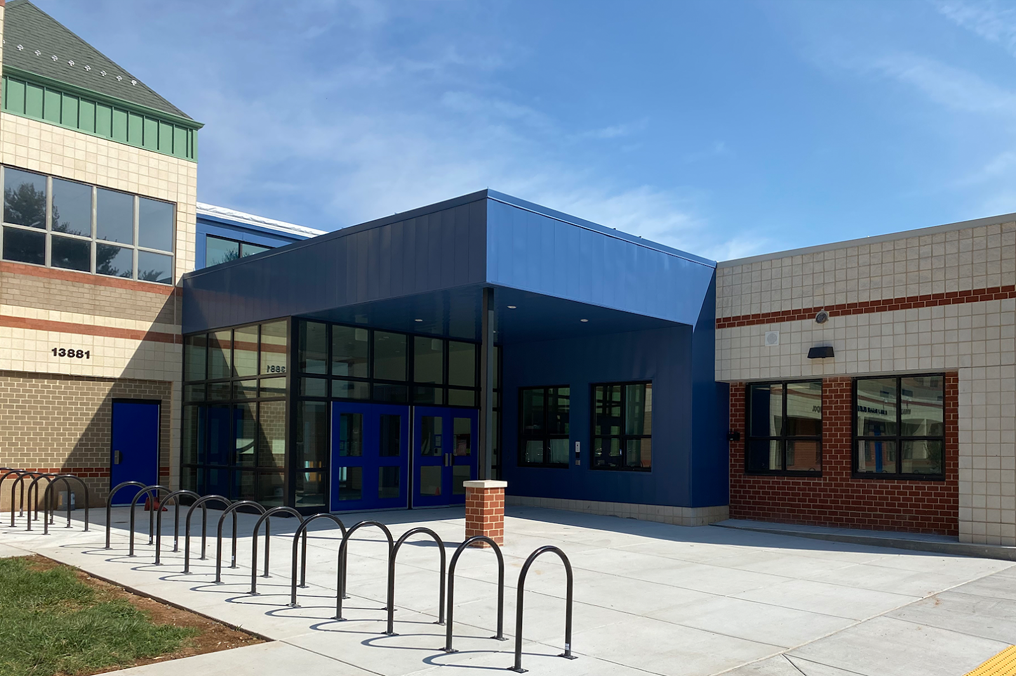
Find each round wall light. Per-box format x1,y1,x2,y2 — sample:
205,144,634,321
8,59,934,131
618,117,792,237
580,318,589,323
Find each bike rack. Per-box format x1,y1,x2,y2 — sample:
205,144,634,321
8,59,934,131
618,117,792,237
25,473,57,530
42,474,90,534
335,520,394,620
249,506,303,595
443,536,506,652
105,481,150,549
509,545,576,673
10,471,44,525
183,495,232,574
214,500,266,584
154,490,204,565
386,527,446,635
128,485,172,556
289,513,347,607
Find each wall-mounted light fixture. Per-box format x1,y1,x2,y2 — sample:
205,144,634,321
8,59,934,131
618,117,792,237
807,346,835,359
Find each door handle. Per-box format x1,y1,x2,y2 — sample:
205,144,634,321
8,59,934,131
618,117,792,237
444,453,451,467
114,450,122,465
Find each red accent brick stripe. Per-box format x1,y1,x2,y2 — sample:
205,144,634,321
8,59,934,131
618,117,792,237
0,314,181,344
717,285,1016,329
8,467,170,478
0,261,180,296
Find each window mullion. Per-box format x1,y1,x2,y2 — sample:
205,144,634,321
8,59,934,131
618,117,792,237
896,376,903,474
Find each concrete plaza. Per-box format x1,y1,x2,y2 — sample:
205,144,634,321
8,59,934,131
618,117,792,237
0,505,1013,676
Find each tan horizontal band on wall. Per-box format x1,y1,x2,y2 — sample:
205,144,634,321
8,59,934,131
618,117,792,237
717,285,1016,329
0,261,181,296
6,467,171,477
0,314,181,344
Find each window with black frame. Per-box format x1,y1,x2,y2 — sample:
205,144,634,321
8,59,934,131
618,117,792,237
746,381,822,474
592,382,652,471
518,386,570,467
205,234,271,267
855,375,945,478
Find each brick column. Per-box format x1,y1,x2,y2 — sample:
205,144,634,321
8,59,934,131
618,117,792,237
464,480,506,547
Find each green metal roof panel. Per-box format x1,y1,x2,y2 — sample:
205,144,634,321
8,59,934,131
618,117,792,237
3,0,191,119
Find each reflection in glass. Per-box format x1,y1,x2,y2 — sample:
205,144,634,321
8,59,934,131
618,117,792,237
138,197,174,251
234,471,256,501
413,386,443,405
379,466,400,499
138,251,172,284
380,415,401,457
420,466,442,496
182,406,203,464
592,437,621,469
51,235,90,272
259,377,287,398
233,380,257,399
332,325,369,377
261,320,288,375
453,418,471,456
786,439,821,472
242,242,270,257
902,440,943,475
414,336,444,383
206,406,232,465
748,383,783,437
208,381,231,401
258,472,285,507
857,440,897,474
4,168,46,228
625,438,652,468
373,383,408,403
233,325,258,377
448,341,475,387
747,439,781,472
524,441,544,464
184,384,205,402
208,330,232,380
549,387,570,434
338,413,363,457
332,379,369,400
2,226,45,264
258,401,287,468
374,331,406,381
296,401,328,469
549,439,569,465
300,321,327,374
447,389,475,407
786,381,821,436
206,235,239,266
856,378,897,436
296,471,326,508
421,416,443,456
96,243,132,278
901,376,944,437
234,403,257,467
336,467,362,501
51,178,91,236
452,465,470,495
184,334,207,381
301,378,327,397
96,188,134,244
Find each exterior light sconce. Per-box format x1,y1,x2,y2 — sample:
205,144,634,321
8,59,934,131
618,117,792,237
807,346,835,359
727,430,740,442
580,318,589,323
507,305,517,309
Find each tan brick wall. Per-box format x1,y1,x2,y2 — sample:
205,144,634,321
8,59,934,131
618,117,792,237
0,370,172,507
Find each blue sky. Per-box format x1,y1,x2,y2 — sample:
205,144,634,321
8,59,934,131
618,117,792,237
37,0,1016,261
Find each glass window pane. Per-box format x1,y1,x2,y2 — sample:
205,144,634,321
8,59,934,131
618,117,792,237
332,379,369,400
419,466,442,496
51,178,91,236
204,467,230,496
548,387,570,435
856,439,897,474
448,341,476,387
379,466,400,499
208,330,232,380
448,388,475,407
208,381,230,401
786,381,822,436
138,251,172,284
138,197,173,251
786,440,821,472
903,440,943,475
332,326,369,378
233,325,258,377
524,440,545,464
257,472,285,507
748,383,783,437
522,389,545,435
421,416,442,456
380,414,402,457
901,376,945,437
626,438,652,469
413,385,443,405
414,336,444,384
184,384,205,402
299,321,327,374
373,383,408,403
594,385,622,436
747,439,781,472
4,168,46,228
206,406,232,465
96,188,134,244
548,439,569,465
3,226,45,265
241,242,270,257
336,466,362,501
234,403,257,467
181,466,198,493
452,465,470,495
338,413,363,457
233,380,257,399
182,406,203,464
234,471,256,501
261,320,288,375
625,384,650,436
856,378,898,437
453,417,471,456
206,236,239,266
260,377,287,398
296,401,328,469
301,377,328,397
96,243,133,278
592,437,621,469
296,471,326,508
257,401,287,468
51,235,90,272
184,334,207,381
374,331,407,381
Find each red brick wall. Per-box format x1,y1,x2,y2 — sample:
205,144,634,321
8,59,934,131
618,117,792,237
729,374,958,535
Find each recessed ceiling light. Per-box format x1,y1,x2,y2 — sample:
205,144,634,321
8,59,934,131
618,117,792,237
414,318,423,322
580,318,589,323
507,305,517,309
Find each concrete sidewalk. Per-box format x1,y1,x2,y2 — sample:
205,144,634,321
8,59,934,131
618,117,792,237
1,505,1014,675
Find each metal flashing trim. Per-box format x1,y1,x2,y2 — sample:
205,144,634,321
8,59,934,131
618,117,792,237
197,203,325,239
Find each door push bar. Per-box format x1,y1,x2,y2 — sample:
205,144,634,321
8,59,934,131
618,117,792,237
386,527,446,636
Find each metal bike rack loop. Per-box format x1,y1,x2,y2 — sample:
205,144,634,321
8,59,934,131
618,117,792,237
443,536,506,652
183,495,232,574
248,506,303,595
10,471,45,525
386,527,446,636
509,545,576,673
128,485,172,556
105,481,149,549
214,500,266,584
24,473,57,530
0,469,27,520
335,520,393,620
154,490,204,565
288,513,347,607
42,474,90,534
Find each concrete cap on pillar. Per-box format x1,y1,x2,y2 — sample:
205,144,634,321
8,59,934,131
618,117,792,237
463,480,507,489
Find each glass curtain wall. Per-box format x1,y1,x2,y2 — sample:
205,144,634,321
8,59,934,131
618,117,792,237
181,320,292,506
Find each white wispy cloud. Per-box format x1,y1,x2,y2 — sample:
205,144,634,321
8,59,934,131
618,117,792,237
935,0,1016,56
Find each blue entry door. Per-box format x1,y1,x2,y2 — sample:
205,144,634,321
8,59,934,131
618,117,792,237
412,407,478,508
110,400,160,505
331,402,410,511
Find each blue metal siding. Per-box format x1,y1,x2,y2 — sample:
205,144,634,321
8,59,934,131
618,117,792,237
486,197,714,326
195,219,310,269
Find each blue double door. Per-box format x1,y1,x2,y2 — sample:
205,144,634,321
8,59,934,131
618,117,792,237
330,403,478,511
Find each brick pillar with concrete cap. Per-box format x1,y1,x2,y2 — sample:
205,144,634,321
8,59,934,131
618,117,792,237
464,480,507,547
